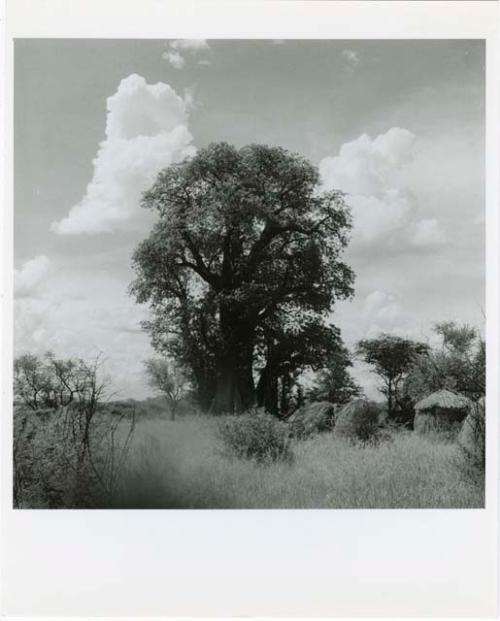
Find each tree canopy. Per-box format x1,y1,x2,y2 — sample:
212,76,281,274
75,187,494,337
308,345,362,406
131,142,355,414
14,351,107,412
405,322,485,402
356,334,429,421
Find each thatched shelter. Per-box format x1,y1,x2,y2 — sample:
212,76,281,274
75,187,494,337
414,389,471,436
458,397,485,467
288,401,337,439
334,398,382,442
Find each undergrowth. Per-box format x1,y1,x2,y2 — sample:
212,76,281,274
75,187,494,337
109,414,484,509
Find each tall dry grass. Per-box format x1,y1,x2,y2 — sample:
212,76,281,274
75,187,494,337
110,414,484,509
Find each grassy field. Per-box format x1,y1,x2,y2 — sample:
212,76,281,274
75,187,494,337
110,414,484,509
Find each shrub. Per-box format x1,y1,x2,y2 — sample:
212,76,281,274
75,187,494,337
218,409,293,464
14,405,91,507
335,399,385,446
13,403,135,508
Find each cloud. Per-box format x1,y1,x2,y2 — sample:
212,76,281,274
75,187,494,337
51,74,196,235
161,50,185,69
412,218,447,247
360,290,411,338
14,255,51,298
334,289,415,400
320,127,415,196
341,49,360,70
14,267,155,399
337,289,412,348
347,191,413,245
319,127,447,252
162,39,211,69
182,87,196,110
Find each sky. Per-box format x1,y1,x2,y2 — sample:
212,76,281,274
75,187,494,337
14,39,485,399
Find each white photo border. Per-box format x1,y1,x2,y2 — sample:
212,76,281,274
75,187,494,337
1,1,498,617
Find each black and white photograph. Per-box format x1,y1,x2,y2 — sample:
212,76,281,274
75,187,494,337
3,1,499,618
12,37,487,510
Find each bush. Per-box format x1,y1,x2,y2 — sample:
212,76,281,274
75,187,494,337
218,409,293,464
335,399,386,446
13,403,135,508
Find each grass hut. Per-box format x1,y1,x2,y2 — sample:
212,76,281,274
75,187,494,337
334,398,382,444
458,397,485,468
414,389,471,436
288,401,337,439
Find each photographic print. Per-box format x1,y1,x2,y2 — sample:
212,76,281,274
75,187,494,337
13,38,485,510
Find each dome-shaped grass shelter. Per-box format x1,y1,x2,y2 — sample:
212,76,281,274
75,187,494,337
288,401,337,439
458,396,485,467
414,389,472,436
334,398,383,443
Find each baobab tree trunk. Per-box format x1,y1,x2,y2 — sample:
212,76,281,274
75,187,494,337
279,373,293,417
256,363,279,416
210,346,255,414
209,312,256,414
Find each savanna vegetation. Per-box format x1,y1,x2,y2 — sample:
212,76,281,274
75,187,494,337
13,143,486,509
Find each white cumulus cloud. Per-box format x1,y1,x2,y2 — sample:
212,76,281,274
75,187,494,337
51,74,196,235
319,127,446,251
161,50,185,69
14,269,155,399
162,39,211,69
320,127,415,196
14,255,51,298
348,191,413,244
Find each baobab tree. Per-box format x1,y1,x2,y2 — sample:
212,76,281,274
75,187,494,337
131,142,355,413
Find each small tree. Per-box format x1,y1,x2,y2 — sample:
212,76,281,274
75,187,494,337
309,347,362,405
14,353,53,409
14,351,108,411
405,322,485,402
356,334,429,422
144,358,189,420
